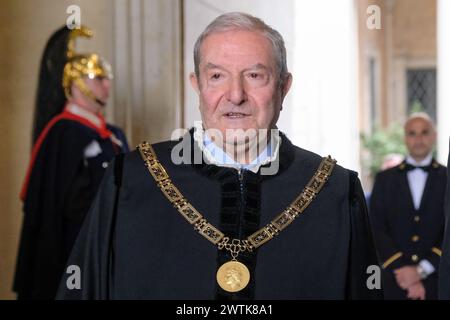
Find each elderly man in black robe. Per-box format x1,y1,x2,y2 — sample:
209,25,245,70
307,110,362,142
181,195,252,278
439,139,450,299
57,12,381,300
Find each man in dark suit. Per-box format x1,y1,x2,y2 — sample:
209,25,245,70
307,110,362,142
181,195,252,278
439,140,450,299
370,113,446,300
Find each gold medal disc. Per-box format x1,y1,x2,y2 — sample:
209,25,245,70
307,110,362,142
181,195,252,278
216,260,250,293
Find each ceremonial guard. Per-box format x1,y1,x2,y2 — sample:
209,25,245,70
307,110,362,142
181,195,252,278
14,25,129,299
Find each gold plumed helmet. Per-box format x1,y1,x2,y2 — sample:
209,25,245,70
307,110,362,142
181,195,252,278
62,26,113,104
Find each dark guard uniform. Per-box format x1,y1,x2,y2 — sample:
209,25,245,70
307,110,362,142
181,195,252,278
57,130,381,299
439,141,450,299
13,25,129,300
370,161,446,299
14,117,128,300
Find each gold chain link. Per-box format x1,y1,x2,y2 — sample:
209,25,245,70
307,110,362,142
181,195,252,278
137,142,336,258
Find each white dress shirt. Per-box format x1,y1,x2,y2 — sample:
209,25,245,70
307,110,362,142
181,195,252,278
405,153,435,276
193,122,281,173
405,153,432,211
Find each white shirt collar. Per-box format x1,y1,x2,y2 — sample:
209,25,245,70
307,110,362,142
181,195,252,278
65,104,122,147
66,103,102,128
193,122,281,173
406,153,433,167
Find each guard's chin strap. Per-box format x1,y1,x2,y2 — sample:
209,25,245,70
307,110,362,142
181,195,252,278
95,98,106,107
73,78,106,107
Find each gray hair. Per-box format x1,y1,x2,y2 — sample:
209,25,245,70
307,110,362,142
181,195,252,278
193,12,288,86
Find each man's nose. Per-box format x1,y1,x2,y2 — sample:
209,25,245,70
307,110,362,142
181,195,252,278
226,77,247,105
416,135,425,143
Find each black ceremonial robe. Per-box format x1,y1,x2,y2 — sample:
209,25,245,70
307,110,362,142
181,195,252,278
439,140,450,299
14,118,129,300
57,131,382,299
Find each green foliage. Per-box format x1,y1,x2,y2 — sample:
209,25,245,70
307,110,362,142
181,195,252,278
410,99,425,114
361,123,407,177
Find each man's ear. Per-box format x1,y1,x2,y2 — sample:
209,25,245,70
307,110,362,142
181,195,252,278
282,73,293,99
189,72,200,94
279,73,293,111
70,83,79,100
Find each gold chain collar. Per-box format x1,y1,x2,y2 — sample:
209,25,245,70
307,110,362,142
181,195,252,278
137,141,336,253
137,141,336,293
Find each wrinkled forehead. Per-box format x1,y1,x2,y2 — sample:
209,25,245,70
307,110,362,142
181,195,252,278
199,30,275,66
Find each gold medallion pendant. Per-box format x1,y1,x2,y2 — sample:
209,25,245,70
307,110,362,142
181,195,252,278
216,260,250,293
